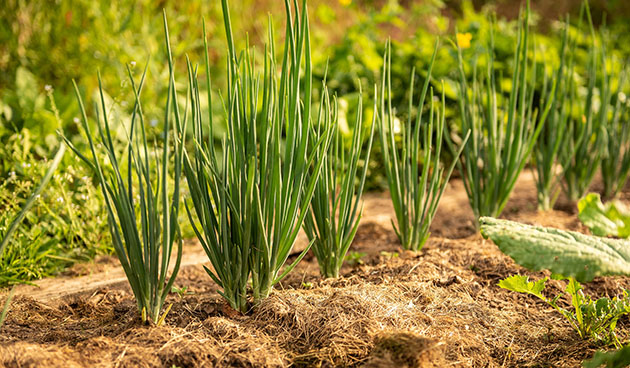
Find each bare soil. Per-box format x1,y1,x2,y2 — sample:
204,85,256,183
1,171,629,368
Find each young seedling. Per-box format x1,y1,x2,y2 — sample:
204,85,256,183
344,251,367,267
182,0,332,312
64,13,184,325
450,2,550,224
0,287,15,329
380,40,468,251
500,275,630,348
302,83,376,278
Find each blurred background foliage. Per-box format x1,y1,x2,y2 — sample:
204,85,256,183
1,0,629,286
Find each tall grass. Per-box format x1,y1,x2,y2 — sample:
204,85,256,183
182,0,332,312
302,83,376,278
64,13,184,324
451,2,549,224
380,41,468,250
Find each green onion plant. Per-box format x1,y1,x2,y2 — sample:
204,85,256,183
182,0,332,312
64,13,184,325
302,83,376,278
559,4,607,202
380,41,468,251
532,19,573,211
599,33,630,198
535,3,628,205
450,2,549,224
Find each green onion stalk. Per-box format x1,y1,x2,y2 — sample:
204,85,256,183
450,1,549,225
181,0,333,312
64,13,185,325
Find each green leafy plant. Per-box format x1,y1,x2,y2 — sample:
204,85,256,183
450,2,549,224
64,14,184,325
171,286,190,299
0,84,110,285
578,193,630,239
584,344,630,368
0,147,110,285
0,144,66,259
302,83,376,278
483,217,630,349
500,275,630,347
344,251,367,267
182,0,332,312
0,138,65,329
480,217,630,282
380,40,468,250
0,68,63,153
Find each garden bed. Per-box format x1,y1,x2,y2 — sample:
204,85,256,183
1,172,629,367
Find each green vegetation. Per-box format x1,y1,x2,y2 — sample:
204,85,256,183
182,0,332,311
2,0,630,283
63,14,185,324
303,83,376,278
599,36,630,199
1,144,66,263
578,193,630,239
559,5,606,202
0,135,65,328
500,275,630,347
451,3,549,223
532,18,573,211
484,216,630,359
480,217,630,282
380,41,468,251
0,85,110,286
0,286,14,329
584,345,630,368
3,0,630,362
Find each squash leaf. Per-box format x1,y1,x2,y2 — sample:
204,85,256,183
480,217,630,282
498,275,547,299
578,193,630,239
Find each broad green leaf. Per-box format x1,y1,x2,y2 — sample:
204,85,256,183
498,274,547,299
578,193,630,238
480,217,630,282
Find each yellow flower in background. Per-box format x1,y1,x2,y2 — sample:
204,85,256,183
456,32,472,49
339,0,352,6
